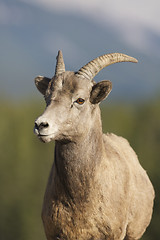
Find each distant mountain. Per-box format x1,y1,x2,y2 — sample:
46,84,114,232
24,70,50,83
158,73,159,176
1,2,160,102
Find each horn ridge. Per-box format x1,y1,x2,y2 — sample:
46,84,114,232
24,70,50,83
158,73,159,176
55,50,65,76
76,53,138,80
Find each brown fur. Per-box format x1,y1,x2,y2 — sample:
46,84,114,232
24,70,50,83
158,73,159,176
34,62,154,240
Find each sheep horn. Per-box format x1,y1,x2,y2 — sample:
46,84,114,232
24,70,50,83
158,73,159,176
55,50,65,76
76,53,138,80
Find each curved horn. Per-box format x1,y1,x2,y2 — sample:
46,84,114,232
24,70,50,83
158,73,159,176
55,50,65,76
76,53,138,80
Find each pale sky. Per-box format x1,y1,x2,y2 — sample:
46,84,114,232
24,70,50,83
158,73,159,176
1,0,160,57
19,0,160,35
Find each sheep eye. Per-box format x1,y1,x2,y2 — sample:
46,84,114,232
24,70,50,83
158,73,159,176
75,98,85,105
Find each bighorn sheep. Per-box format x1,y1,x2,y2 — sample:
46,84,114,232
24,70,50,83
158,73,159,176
34,51,154,240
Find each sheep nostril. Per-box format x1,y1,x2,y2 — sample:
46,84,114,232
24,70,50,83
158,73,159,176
39,122,49,131
34,122,49,131
40,122,49,128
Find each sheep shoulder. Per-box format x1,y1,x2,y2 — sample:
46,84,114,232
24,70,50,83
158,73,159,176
100,133,155,239
102,132,154,194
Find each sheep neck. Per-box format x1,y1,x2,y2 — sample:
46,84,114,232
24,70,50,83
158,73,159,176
54,112,104,203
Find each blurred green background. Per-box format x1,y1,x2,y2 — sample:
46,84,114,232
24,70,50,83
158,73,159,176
0,97,159,240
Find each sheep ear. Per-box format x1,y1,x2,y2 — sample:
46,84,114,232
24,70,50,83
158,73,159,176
34,76,51,95
90,80,112,104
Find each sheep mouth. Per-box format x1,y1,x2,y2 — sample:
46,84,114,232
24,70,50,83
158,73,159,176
37,133,55,143
34,127,53,137
38,133,49,137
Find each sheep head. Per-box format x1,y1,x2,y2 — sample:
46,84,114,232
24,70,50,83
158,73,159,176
34,50,137,143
